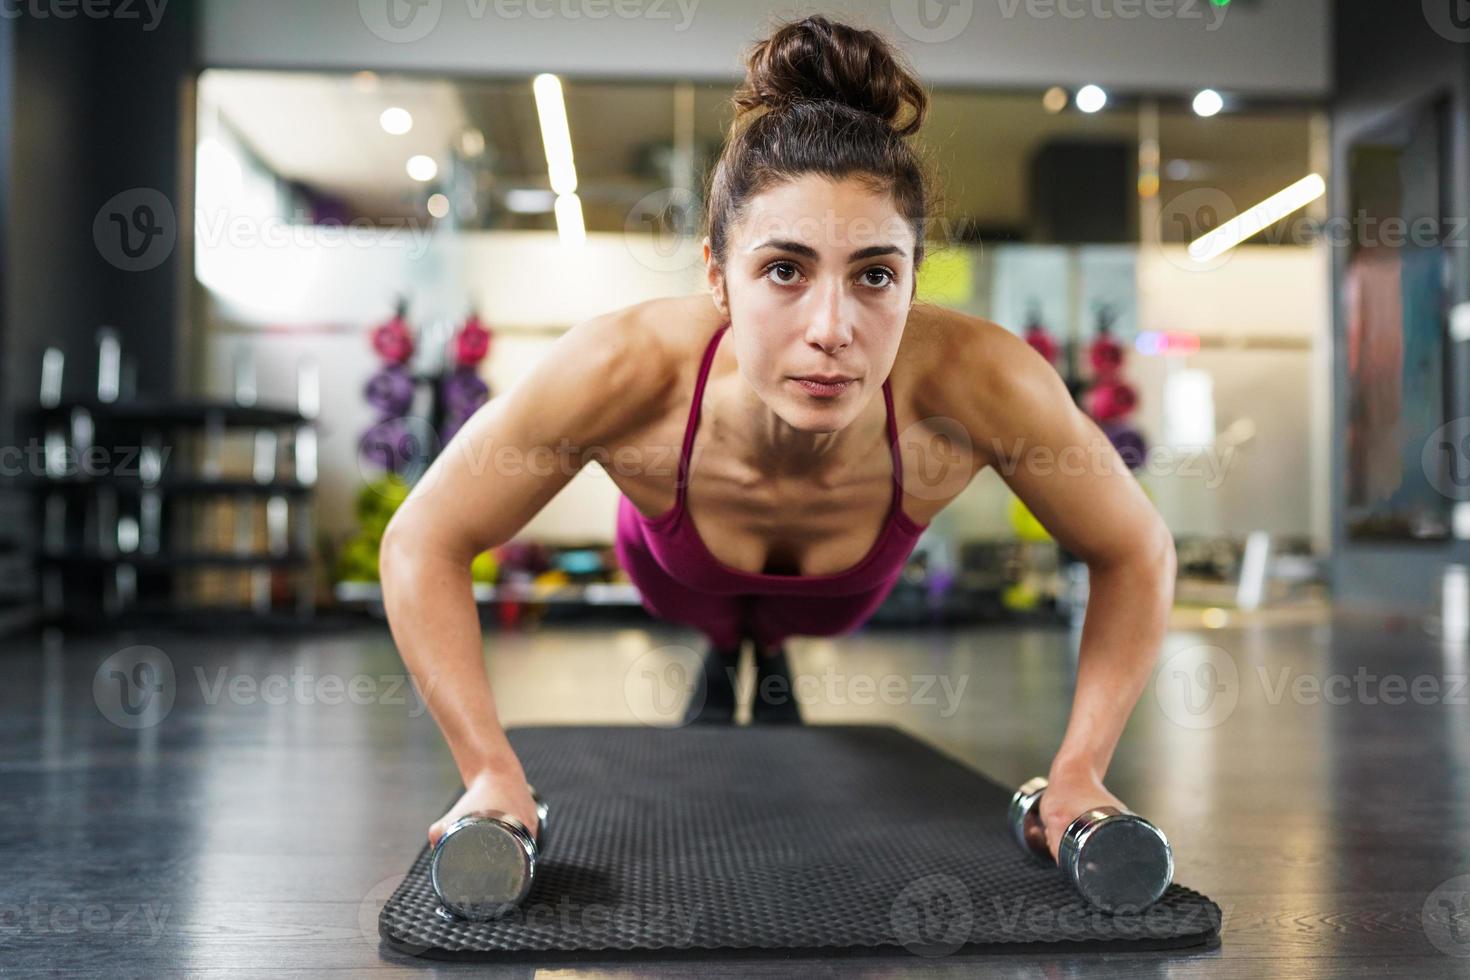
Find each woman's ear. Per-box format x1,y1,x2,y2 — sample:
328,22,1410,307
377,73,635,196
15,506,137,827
703,238,730,317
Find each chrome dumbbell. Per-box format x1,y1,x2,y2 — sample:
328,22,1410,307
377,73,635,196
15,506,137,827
430,784,550,921
1008,776,1173,913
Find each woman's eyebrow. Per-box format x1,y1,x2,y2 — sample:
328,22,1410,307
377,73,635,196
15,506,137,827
750,239,908,261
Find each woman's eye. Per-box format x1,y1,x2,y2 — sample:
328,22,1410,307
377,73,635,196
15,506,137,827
862,267,895,288
765,262,800,285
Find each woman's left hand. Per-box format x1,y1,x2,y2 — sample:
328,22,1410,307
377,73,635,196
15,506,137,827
1037,762,1128,863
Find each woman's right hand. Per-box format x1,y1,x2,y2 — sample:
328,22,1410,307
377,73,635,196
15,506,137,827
428,767,542,849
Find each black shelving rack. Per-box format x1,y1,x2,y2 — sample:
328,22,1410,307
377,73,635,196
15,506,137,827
24,328,320,624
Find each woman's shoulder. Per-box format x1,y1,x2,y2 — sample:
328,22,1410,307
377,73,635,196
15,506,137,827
551,294,724,438
577,293,724,391
897,303,1067,440
613,292,728,362
899,304,1033,396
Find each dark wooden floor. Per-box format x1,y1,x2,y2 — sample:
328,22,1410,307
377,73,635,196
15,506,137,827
2,606,1468,976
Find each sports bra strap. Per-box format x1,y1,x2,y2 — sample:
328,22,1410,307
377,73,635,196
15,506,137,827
675,323,728,505
675,322,906,517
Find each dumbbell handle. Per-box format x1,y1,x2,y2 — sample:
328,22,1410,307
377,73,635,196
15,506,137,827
1008,775,1052,862
455,783,549,848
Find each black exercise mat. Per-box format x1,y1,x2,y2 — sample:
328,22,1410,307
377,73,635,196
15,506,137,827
380,725,1221,960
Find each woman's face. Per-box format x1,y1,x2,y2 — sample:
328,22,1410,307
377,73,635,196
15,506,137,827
705,174,917,435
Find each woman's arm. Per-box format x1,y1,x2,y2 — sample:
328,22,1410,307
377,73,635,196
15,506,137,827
940,314,1176,859
379,309,670,844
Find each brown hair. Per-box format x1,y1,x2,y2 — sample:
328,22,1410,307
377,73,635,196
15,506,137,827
705,15,932,273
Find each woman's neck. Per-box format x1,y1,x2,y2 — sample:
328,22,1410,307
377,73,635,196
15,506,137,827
708,341,888,481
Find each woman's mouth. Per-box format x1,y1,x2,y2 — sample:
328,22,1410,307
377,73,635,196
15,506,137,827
789,376,855,398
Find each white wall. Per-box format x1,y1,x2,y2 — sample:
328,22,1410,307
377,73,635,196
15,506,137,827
200,0,1330,97
200,228,705,546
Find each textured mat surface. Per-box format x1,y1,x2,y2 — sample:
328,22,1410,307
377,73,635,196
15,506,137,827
380,725,1221,959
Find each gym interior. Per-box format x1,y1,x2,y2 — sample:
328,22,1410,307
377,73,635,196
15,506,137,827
1,1,1467,975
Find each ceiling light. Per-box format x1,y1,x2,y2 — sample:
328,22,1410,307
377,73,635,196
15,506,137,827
554,192,585,248
1188,173,1326,262
380,107,413,135
533,74,578,196
1192,89,1224,117
1076,85,1107,113
504,188,557,213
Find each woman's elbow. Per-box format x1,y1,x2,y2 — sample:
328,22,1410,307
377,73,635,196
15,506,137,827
379,511,424,595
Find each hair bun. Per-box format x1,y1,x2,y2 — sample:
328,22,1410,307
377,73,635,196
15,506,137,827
735,16,928,137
